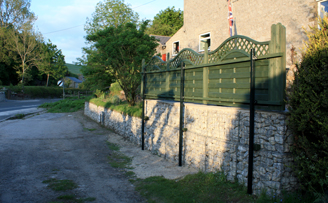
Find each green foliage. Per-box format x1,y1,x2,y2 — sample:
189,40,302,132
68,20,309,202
109,82,122,94
0,0,37,30
84,0,139,36
7,86,81,98
89,98,142,117
87,21,158,106
287,17,328,196
39,97,92,113
78,0,139,91
0,0,37,86
108,95,120,104
7,24,43,85
37,39,67,86
146,6,183,37
94,89,104,98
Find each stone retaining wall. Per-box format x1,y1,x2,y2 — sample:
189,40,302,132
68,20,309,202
84,100,297,194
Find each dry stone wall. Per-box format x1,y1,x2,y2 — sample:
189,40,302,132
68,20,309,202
84,100,297,194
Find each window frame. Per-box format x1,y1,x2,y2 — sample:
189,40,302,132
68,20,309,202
199,32,211,52
317,0,328,19
172,41,180,56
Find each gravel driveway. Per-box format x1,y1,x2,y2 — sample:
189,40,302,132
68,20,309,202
0,111,197,203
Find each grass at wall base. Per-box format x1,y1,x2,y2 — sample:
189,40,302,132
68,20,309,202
287,17,328,202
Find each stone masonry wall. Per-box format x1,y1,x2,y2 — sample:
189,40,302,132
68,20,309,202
84,100,297,194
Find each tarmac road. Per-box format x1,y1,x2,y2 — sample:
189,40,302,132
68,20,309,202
0,111,145,203
0,99,61,121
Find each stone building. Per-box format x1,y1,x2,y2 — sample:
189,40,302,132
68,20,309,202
162,0,327,70
151,35,171,60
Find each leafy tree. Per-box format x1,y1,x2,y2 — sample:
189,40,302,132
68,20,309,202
287,17,328,199
0,0,36,85
0,0,36,29
146,6,183,36
7,24,43,86
79,47,114,91
84,0,139,36
37,40,67,86
77,0,139,91
0,28,19,85
86,21,158,106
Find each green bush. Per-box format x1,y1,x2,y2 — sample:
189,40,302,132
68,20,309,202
287,17,328,199
108,95,120,104
94,89,104,98
109,82,122,94
6,86,84,98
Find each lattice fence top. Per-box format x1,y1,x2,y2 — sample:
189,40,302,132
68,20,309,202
144,56,166,72
208,36,270,63
144,35,270,73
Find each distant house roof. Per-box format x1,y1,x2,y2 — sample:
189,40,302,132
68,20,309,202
66,77,82,83
150,35,171,46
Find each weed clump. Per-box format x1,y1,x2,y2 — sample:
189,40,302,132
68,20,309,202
42,178,78,191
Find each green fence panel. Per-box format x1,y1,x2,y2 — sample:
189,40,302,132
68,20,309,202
143,23,286,111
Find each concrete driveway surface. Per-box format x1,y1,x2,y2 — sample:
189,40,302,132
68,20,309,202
0,111,145,203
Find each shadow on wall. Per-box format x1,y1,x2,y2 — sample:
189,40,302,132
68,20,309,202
140,70,295,195
84,69,296,195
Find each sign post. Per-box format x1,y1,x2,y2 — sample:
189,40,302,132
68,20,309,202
57,80,65,99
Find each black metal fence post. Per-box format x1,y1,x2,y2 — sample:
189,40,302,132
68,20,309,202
179,62,185,166
247,48,256,194
141,59,146,150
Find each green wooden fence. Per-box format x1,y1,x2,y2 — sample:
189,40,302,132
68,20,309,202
142,23,286,111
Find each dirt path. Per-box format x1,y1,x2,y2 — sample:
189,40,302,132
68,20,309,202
0,111,197,203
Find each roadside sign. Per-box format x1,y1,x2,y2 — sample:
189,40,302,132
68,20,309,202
57,80,64,87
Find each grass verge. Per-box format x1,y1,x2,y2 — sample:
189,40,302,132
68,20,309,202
135,171,253,203
134,171,315,203
39,96,93,113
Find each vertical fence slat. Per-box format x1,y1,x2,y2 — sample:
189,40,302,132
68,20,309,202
203,42,209,104
179,62,184,166
269,23,286,110
166,53,170,96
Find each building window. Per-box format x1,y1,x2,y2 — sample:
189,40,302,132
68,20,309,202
318,0,328,19
173,41,180,56
199,32,211,52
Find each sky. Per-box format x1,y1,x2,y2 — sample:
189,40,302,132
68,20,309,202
30,0,184,64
